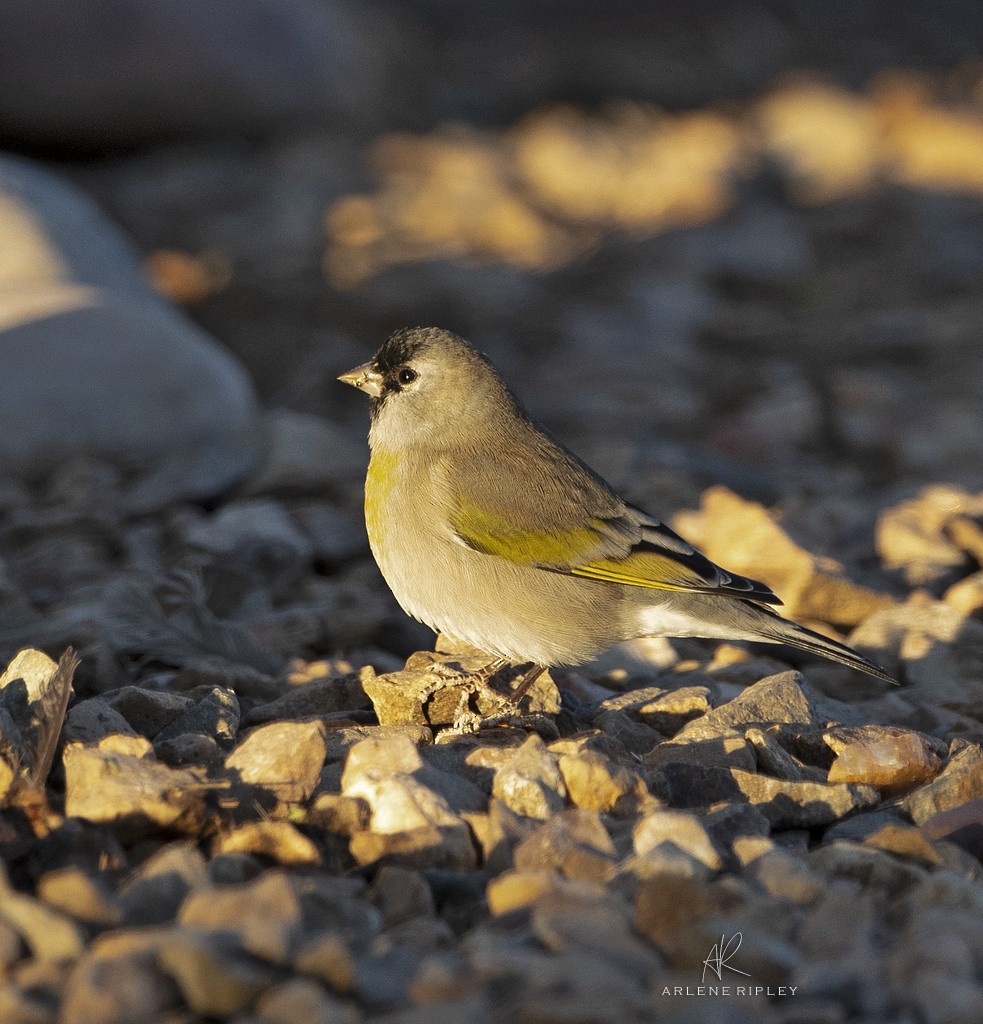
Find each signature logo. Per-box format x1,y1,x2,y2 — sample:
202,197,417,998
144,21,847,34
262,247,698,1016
702,933,751,984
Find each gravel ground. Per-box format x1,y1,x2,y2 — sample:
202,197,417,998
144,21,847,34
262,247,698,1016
1,7,983,1022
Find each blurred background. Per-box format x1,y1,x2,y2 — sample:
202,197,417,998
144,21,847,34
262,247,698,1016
1,0,983,679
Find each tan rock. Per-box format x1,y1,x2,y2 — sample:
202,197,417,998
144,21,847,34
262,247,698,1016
875,485,976,587
213,821,321,866
36,866,123,927
225,719,328,802
632,809,722,871
825,725,942,795
674,486,894,625
63,746,204,837
179,871,302,964
157,930,273,1017
557,748,647,815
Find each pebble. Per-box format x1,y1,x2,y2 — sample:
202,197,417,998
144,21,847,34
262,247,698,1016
225,720,328,802
513,808,620,883
825,724,942,794
491,735,567,821
63,746,206,837
157,930,275,1017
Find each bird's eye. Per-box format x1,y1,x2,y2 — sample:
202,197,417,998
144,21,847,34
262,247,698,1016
397,367,418,386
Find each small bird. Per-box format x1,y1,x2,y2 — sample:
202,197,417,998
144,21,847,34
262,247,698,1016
339,327,893,692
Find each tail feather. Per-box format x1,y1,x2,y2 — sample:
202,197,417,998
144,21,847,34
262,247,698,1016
752,604,896,684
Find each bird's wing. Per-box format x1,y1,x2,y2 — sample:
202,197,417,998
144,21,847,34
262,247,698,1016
442,435,782,604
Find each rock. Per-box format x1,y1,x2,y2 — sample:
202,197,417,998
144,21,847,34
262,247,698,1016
369,866,435,928
633,873,714,953
117,841,209,926
254,977,355,1024
0,156,260,502
62,699,142,748
182,498,313,564
903,742,983,825
0,0,380,148
179,870,302,964
63,745,205,837
744,848,824,905
244,409,370,496
674,670,816,742
225,719,328,802
154,732,223,768
60,953,181,1024
632,808,722,871
945,570,983,617
921,797,983,862
825,725,943,795
513,808,619,882
746,725,826,782
650,761,879,827
157,929,274,1017
757,82,882,202
101,687,194,738
554,743,647,815
0,885,85,961
673,487,894,626
342,736,476,870
213,821,321,865
240,668,374,727
591,710,661,756
876,485,978,588
363,650,559,727
293,932,357,994
823,810,944,867
463,798,537,875
630,686,712,734
645,728,756,771
809,841,928,891
36,866,123,927
153,686,239,747
491,735,567,820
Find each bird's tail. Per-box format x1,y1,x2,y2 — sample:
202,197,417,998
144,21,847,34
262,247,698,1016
751,604,897,684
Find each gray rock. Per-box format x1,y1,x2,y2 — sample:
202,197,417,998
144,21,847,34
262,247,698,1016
0,885,85,961
674,671,815,742
650,761,879,827
182,498,314,563
241,669,374,727
118,841,209,926
809,841,928,891
253,977,356,1024
0,156,260,502
62,698,141,748
154,685,239,747
342,735,476,871
591,709,661,756
632,808,722,871
747,725,827,782
102,686,194,738
369,866,435,927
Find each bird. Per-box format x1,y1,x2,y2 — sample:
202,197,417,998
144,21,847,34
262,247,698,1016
339,326,894,695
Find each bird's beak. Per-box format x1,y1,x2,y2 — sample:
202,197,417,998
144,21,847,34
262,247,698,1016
338,361,384,398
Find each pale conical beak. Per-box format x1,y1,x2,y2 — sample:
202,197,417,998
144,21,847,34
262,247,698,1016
338,361,384,398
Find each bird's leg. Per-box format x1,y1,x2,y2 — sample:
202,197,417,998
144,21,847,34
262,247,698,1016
508,664,546,705
475,656,508,685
